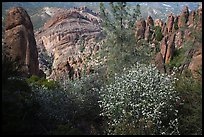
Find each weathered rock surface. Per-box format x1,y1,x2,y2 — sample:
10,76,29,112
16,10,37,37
188,44,202,78
166,13,174,33
178,6,189,28
160,36,168,60
146,15,154,28
154,52,166,73
174,30,183,49
165,33,176,64
4,7,40,76
35,7,103,80
135,18,146,41
188,10,196,27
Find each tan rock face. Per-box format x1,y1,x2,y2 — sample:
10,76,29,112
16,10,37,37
146,16,154,28
166,13,174,33
175,30,183,49
4,7,39,76
196,6,202,31
35,7,103,80
135,18,146,40
145,26,151,42
165,33,175,64
188,10,195,27
160,36,168,60
5,7,33,31
154,19,163,28
178,6,189,28
154,52,166,73
188,45,202,79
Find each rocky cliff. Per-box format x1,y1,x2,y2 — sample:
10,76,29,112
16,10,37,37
35,5,202,80
35,6,103,80
4,7,40,77
136,5,202,76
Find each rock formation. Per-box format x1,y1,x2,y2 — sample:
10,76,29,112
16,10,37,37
165,33,175,64
188,44,202,78
178,6,189,28
188,10,195,27
4,7,40,77
174,30,183,49
154,52,166,73
35,7,103,80
135,18,146,41
160,36,168,60
166,13,174,33
146,15,154,28
133,6,202,75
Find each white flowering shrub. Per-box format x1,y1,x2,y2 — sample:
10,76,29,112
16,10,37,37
95,62,181,135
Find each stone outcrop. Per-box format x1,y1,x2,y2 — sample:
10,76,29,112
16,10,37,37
135,18,146,41
188,10,196,27
178,6,189,28
4,7,39,76
132,5,202,74
160,36,168,60
146,15,154,28
165,33,175,64
154,19,163,28
174,30,183,49
154,52,166,73
188,44,202,79
166,13,174,33
35,7,103,80
196,5,202,31
144,16,154,42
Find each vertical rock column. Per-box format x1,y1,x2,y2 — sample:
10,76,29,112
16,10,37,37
4,7,39,76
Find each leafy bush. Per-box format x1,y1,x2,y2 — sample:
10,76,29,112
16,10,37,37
51,124,83,135
154,26,163,41
2,78,42,135
26,75,59,90
28,73,104,134
174,70,202,135
168,48,185,68
95,62,181,135
174,18,179,30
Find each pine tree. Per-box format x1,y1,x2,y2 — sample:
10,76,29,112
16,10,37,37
99,2,141,77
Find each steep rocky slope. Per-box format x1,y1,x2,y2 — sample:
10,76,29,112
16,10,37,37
35,5,202,80
136,5,202,76
35,6,103,80
3,7,41,77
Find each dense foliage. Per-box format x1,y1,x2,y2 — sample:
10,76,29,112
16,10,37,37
2,2,202,135
99,2,141,77
154,26,163,41
94,63,180,135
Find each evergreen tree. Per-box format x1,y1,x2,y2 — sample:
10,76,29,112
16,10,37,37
99,2,141,77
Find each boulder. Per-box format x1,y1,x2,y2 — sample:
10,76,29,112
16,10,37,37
4,7,39,77
166,13,174,33
135,18,146,40
178,6,189,28
165,33,176,64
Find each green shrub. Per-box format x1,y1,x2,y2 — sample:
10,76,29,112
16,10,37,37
168,48,185,68
174,18,179,30
174,70,202,135
154,26,163,41
29,73,104,135
51,123,83,135
26,75,59,90
2,78,42,135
